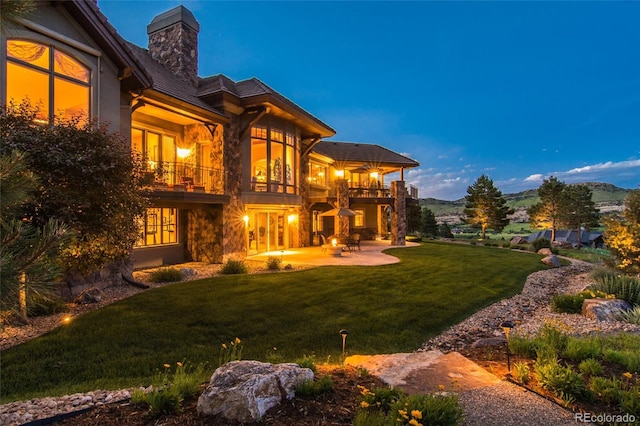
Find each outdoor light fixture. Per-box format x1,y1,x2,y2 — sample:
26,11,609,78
335,169,344,178
176,147,192,159
243,215,249,225
501,321,514,373
340,329,349,357
62,315,72,324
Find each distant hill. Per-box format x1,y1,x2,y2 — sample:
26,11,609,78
420,182,631,224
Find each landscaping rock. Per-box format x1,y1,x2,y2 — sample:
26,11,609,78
510,236,529,245
73,288,103,304
537,248,553,256
541,255,561,267
180,268,196,277
582,298,632,322
197,361,314,423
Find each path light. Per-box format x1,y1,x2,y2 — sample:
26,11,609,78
339,329,349,357
501,321,514,373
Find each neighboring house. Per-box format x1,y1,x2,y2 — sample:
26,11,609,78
2,2,419,273
527,230,604,248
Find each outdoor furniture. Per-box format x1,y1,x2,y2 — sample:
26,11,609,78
348,233,361,251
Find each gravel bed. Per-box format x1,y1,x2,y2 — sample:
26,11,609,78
2,260,639,425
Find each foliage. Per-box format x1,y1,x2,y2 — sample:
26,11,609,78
406,202,423,234
389,393,464,426
439,222,454,238
1,102,149,274
563,337,602,361
558,184,600,247
295,355,317,373
603,189,640,273
589,270,640,306
508,335,538,358
551,289,611,314
130,361,206,416
578,358,604,376
218,337,243,367
534,357,586,401
294,375,333,397
149,267,183,283
0,151,71,321
512,361,531,385
531,238,551,253
266,256,282,271
357,385,405,414
463,175,513,239
528,176,566,241
421,207,439,237
220,259,248,274
588,376,622,405
620,305,640,325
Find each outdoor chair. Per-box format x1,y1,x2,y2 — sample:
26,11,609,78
349,233,361,251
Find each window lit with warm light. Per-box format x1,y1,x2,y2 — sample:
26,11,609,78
135,208,178,247
250,125,299,194
6,40,90,124
354,209,364,227
308,161,327,186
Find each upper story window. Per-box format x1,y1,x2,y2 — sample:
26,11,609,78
308,161,327,186
6,40,90,124
251,125,300,194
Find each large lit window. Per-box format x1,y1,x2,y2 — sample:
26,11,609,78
135,208,178,247
250,125,299,194
132,127,177,182
308,161,327,186
6,40,90,124
354,209,365,227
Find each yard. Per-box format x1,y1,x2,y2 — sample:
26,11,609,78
1,242,546,403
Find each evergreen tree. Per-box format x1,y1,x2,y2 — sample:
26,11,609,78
421,207,439,237
439,222,454,238
604,189,640,273
406,202,422,234
528,176,566,241
0,151,70,322
558,184,599,248
463,175,513,239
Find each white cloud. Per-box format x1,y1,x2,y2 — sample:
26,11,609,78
524,174,544,182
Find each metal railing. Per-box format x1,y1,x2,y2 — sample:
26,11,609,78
348,186,391,198
146,162,225,194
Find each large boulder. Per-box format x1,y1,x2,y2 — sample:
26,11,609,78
197,361,314,423
537,248,553,256
582,298,632,322
541,255,561,267
510,236,529,245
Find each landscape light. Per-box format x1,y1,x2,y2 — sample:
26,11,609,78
501,321,514,373
340,329,349,357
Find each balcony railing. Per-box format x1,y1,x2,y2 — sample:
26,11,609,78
409,184,419,199
145,162,225,194
348,186,391,198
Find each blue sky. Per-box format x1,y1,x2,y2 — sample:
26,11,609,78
98,0,640,200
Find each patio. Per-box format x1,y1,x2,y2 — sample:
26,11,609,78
247,239,419,267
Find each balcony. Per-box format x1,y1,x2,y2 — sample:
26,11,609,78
144,162,225,195
348,186,391,198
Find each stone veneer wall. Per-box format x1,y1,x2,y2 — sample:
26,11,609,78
390,181,407,246
61,259,133,298
186,207,224,263
336,179,350,236
147,12,199,87
378,205,387,238
299,150,311,246
222,115,246,259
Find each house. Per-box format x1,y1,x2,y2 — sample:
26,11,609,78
527,230,604,248
1,1,419,276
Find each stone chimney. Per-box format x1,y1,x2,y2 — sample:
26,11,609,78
147,5,199,86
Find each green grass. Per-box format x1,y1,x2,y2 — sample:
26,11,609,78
0,242,546,402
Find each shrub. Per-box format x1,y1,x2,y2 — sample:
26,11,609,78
564,337,602,362
551,294,586,314
27,293,68,317
295,375,333,397
535,323,568,354
532,238,551,253
265,256,282,271
389,393,464,426
578,358,604,376
352,409,389,426
508,335,537,358
220,259,248,275
620,305,640,324
358,386,405,414
589,376,622,405
590,270,640,306
534,358,585,401
512,361,530,385
132,387,182,416
620,389,640,417
149,267,183,283
295,355,317,373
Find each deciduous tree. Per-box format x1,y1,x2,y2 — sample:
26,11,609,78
558,184,599,248
463,175,513,239
604,189,640,273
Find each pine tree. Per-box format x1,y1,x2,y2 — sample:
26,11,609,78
558,184,599,248
528,176,566,241
463,175,513,239
421,207,439,237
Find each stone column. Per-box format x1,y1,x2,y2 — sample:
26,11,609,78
390,181,407,246
222,115,246,260
336,179,350,237
377,205,387,239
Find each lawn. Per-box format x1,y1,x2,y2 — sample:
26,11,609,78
1,242,546,402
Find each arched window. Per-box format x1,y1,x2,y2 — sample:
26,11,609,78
6,39,90,124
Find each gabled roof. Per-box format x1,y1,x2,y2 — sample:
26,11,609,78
199,75,335,138
62,0,151,92
126,43,227,120
312,141,420,168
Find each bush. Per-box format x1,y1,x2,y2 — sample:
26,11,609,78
132,387,182,416
578,358,604,376
220,259,248,275
564,337,602,361
295,355,317,373
621,305,640,324
27,293,68,317
508,335,537,358
534,358,586,401
589,376,622,405
389,393,464,426
532,238,551,253
512,361,530,385
149,267,183,283
358,386,405,414
590,270,640,306
265,256,282,271
295,375,333,397
551,294,586,314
